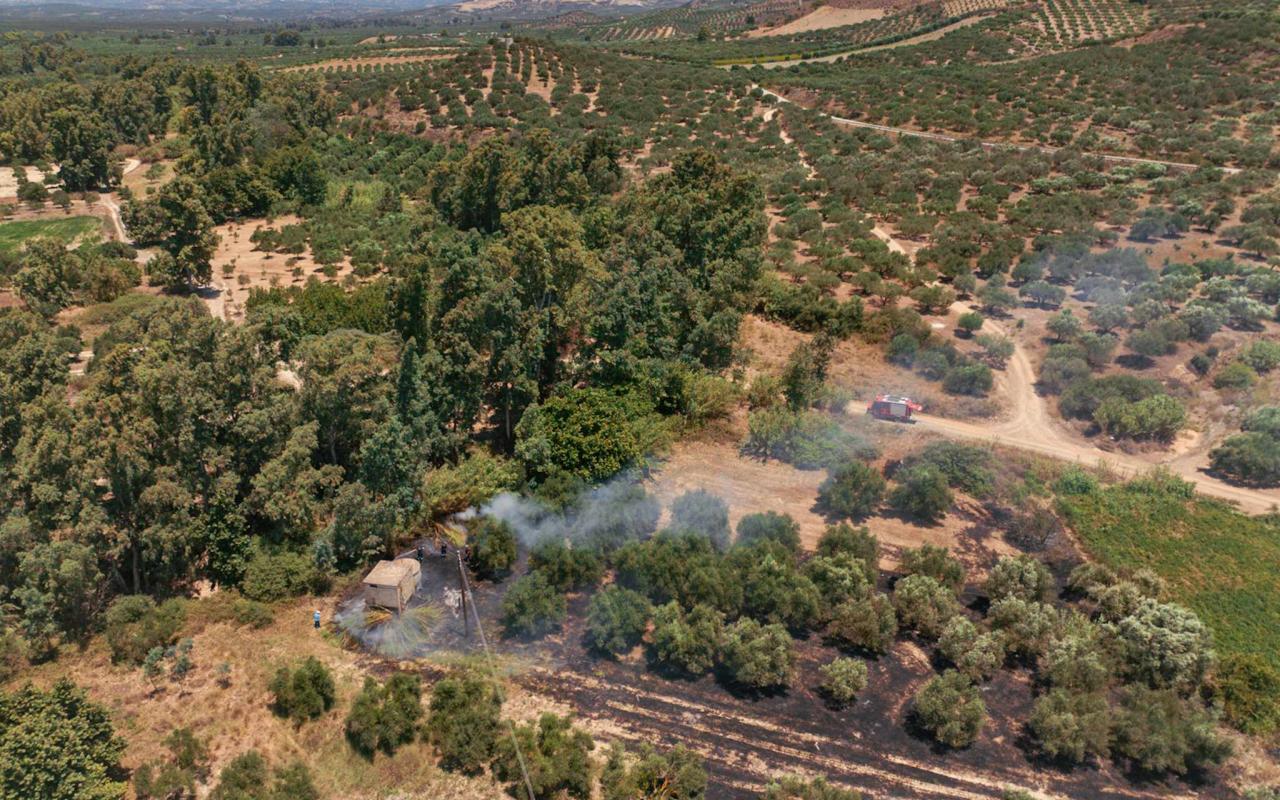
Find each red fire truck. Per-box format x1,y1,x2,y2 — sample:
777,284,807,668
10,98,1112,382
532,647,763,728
866,394,922,421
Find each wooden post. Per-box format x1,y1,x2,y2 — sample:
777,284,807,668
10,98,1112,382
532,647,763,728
456,551,470,639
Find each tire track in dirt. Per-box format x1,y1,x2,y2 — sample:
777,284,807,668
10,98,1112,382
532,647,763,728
908,311,1280,513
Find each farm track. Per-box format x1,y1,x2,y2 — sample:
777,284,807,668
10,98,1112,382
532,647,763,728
755,87,1242,175
900,311,1280,513
765,97,1272,512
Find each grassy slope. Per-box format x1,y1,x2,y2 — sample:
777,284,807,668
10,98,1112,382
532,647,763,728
1059,481,1280,667
0,216,100,255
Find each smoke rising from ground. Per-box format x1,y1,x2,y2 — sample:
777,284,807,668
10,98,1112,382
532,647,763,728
462,476,663,551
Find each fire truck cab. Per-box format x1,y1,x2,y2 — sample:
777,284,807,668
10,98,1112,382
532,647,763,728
866,394,922,421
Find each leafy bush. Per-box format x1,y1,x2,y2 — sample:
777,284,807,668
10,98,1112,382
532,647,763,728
1028,689,1112,764
1213,361,1258,390
826,594,898,654
345,674,423,758
938,616,1005,681
988,598,1059,660
586,586,651,656
241,550,322,603
816,523,878,582
910,670,987,748
942,364,993,397
0,680,126,800
902,442,995,497
426,673,503,773
745,409,877,469
899,545,965,593
1115,599,1214,691
104,595,186,666
732,542,822,631
888,466,952,523
720,618,794,690
501,572,568,638
135,727,210,800
1093,394,1186,441
515,387,642,484
494,713,594,800
1216,653,1280,735
736,512,801,552
892,575,960,639
759,776,860,800
1209,432,1280,487
1112,687,1230,775
269,657,336,723
818,657,868,706
601,742,706,800
650,602,724,676
817,462,885,520
984,555,1054,603
468,517,518,580
528,540,603,592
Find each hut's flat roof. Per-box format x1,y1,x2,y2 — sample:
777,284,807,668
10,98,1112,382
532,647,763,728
363,559,419,587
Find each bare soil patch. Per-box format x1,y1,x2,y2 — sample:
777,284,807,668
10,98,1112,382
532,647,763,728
747,6,885,37
208,216,354,322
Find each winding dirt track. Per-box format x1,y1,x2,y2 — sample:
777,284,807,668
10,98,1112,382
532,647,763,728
910,315,1280,513
755,87,1241,175
762,94,1271,512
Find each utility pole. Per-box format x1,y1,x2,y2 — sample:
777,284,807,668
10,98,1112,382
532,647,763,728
455,550,470,639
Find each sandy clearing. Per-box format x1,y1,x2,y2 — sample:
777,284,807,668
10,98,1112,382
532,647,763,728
0,166,52,199
747,6,885,38
206,215,355,323
647,437,1015,571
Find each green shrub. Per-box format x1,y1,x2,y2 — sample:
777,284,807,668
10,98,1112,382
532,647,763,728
818,657,868,706
494,713,594,800
345,674,423,758
1113,687,1230,775
104,595,186,666
736,512,801,552
938,616,1005,681
468,517,518,580
815,523,878,582
984,555,1054,603
720,618,794,690
650,602,724,676
817,462,885,521
759,776,861,800
910,670,986,748
528,540,604,592
892,574,960,639
426,673,503,773
670,490,730,550
501,572,567,638
268,657,336,723
1213,361,1258,390
942,364,993,396
601,742,706,800
899,545,965,593
1215,653,1280,735
585,586,651,656
988,598,1059,660
826,593,898,654
241,550,321,603
1028,689,1112,764
889,467,952,523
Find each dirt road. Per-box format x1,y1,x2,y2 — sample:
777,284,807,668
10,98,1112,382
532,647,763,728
755,87,1241,176
906,313,1280,513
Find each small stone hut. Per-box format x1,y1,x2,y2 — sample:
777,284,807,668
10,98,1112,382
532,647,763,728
362,558,422,613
